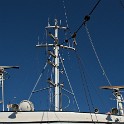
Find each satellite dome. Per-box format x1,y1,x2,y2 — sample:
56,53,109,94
19,100,34,111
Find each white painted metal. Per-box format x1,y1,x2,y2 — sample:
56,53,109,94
101,86,124,115
36,19,69,111
0,111,124,123
0,72,4,111
19,100,34,111
115,91,124,115
54,19,60,111
0,66,19,111
36,44,75,50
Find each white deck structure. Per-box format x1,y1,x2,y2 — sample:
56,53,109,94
0,111,124,123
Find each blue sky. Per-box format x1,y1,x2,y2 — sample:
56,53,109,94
0,0,124,113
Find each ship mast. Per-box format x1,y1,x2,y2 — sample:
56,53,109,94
36,19,75,111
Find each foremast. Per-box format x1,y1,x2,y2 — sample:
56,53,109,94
36,19,75,111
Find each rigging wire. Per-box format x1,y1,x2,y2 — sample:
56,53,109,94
67,0,102,41
74,49,111,122
84,24,112,86
45,29,49,58
75,50,95,110
59,53,80,112
62,0,73,46
62,0,69,28
28,62,48,100
74,50,95,121
76,53,109,111
49,61,54,110
61,0,73,61
120,0,124,9
89,0,102,16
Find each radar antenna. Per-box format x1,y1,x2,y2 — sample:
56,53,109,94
100,85,124,115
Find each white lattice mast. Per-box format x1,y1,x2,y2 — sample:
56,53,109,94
36,19,75,111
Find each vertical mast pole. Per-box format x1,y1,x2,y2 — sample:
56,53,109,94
116,92,123,115
54,19,60,111
0,71,4,111
113,89,124,115
1,73,4,111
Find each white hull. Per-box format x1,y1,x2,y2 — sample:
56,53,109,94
0,111,124,123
